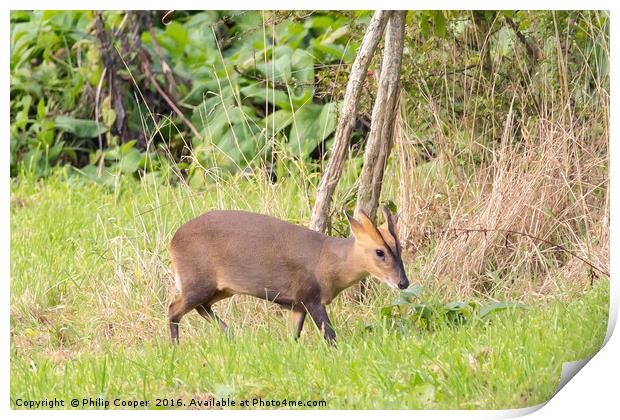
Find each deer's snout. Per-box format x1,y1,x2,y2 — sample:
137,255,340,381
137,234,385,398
398,273,410,290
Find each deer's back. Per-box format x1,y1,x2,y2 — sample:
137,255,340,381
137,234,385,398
170,210,326,299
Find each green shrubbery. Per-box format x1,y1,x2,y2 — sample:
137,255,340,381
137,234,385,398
11,11,608,185
10,11,371,183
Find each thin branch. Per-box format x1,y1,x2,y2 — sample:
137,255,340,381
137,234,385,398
505,15,542,63
143,64,202,139
135,44,202,139
94,66,108,152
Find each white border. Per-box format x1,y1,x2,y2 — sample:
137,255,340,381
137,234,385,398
2,2,617,419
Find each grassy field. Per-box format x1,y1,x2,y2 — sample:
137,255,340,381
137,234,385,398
10,173,609,409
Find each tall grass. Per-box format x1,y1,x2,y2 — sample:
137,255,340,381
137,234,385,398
385,12,609,300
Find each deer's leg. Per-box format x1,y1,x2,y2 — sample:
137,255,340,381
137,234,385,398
291,310,306,340
196,304,228,331
306,303,336,344
168,296,196,343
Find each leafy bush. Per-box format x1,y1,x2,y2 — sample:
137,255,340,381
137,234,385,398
380,285,528,331
10,11,372,181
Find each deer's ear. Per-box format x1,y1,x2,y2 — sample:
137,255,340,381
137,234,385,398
379,205,402,254
356,210,375,232
381,205,398,231
346,212,366,240
355,209,387,245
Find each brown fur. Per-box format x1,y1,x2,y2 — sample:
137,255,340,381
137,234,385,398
168,207,409,343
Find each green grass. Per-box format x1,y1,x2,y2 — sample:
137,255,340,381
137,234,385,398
10,172,609,409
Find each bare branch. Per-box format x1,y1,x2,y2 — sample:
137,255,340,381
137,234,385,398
355,11,407,222
309,10,393,233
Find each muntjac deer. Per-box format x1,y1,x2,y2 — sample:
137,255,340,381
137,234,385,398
168,206,409,343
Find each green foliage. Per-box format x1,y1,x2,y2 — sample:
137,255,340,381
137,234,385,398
381,285,528,330
10,11,363,181
401,10,609,163
55,116,108,138
172,11,353,173
10,11,102,177
10,10,609,189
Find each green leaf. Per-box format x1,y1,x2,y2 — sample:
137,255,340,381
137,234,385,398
47,142,64,161
118,148,143,173
55,116,107,138
479,301,527,319
291,49,314,84
399,285,423,300
262,109,293,135
256,47,293,83
433,11,446,38
493,27,514,57
420,14,430,39
76,164,117,188
409,303,434,320
288,102,338,157
304,15,334,30
391,296,411,306
101,96,116,128
311,40,346,60
321,25,349,44
384,199,398,214
240,84,291,110
162,21,189,52
119,139,137,154
275,21,308,48
443,301,474,324
36,98,45,120
443,301,469,311
381,306,395,318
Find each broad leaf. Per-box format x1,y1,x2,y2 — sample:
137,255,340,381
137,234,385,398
433,11,446,38
480,301,527,319
118,148,143,174
256,46,293,83
288,102,337,156
262,109,293,135
76,164,117,188
55,116,107,138
399,285,423,300
409,303,434,320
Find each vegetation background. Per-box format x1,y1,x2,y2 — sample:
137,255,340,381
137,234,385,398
10,10,609,409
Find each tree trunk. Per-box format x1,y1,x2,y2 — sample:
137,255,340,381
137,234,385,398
355,11,406,222
93,11,127,142
309,10,392,233
354,11,406,299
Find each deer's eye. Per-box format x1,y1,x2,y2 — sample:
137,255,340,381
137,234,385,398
375,249,385,258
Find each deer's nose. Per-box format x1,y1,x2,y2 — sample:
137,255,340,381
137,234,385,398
398,278,409,290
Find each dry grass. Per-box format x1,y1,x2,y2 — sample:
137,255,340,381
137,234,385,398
387,14,609,301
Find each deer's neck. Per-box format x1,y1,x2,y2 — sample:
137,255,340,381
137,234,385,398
319,236,368,301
